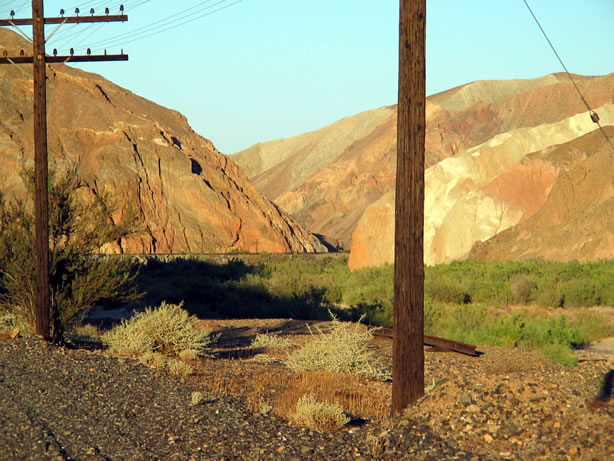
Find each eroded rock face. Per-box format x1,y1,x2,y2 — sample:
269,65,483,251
347,74,614,269
469,127,614,262
0,30,325,254
234,72,614,258
347,192,395,271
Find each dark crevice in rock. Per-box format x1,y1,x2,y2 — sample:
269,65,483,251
170,136,182,150
190,158,202,175
95,84,114,106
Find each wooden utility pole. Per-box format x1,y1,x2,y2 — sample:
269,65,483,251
392,0,426,414
32,0,50,338
0,3,128,339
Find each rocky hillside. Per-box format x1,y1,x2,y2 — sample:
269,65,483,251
468,126,614,262
233,73,614,257
349,83,614,269
0,29,325,254
232,106,396,201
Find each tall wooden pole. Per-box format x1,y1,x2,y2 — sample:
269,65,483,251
32,0,50,339
0,7,128,340
392,0,426,414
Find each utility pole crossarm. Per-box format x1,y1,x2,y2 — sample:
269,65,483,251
0,14,127,26
0,55,128,64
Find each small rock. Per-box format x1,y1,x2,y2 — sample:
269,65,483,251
460,392,472,404
483,434,493,443
466,404,480,413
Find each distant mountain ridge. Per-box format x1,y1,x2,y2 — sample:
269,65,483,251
231,71,614,267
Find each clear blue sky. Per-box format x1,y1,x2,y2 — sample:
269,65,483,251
7,0,614,153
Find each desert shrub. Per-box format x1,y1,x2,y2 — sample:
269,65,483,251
559,279,604,308
102,301,217,357
573,311,614,342
423,297,443,335
138,351,194,377
250,332,292,350
191,391,204,406
509,273,537,304
291,393,349,432
541,343,578,367
285,313,391,381
0,164,141,341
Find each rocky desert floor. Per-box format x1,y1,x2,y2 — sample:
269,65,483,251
0,317,612,460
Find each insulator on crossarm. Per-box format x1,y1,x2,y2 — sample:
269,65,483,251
19,49,24,56
590,111,600,124
70,48,74,56
104,49,107,55
75,8,79,16
87,48,91,55
121,48,124,55
120,5,124,13
60,9,64,17
90,8,95,16
2,50,7,57
53,48,57,56
105,8,109,15
10,10,14,19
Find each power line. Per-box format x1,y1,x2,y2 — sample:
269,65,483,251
98,0,240,50
522,0,614,153
73,0,233,50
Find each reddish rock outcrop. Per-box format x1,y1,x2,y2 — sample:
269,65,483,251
347,192,395,271
0,30,325,254
469,127,614,262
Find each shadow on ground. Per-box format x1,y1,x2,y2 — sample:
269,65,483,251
88,257,369,329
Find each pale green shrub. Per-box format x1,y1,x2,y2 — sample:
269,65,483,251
139,352,167,368
167,358,194,377
285,314,391,381
191,391,204,406
291,393,349,432
250,332,292,350
178,349,200,361
102,302,216,357
138,351,194,376
252,353,275,363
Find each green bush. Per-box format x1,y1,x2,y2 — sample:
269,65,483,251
0,164,140,341
102,301,217,357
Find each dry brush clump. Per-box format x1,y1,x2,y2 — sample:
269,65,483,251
290,393,350,432
0,164,141,341
284,314,391,381
274,370,390,422
102,302,217,376
250,332,293,350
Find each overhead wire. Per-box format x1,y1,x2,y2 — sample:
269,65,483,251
75,0,221,49
48,0,221,52
75,0,241,53
94,0,241,50
522,0,614,153
47,1,143,51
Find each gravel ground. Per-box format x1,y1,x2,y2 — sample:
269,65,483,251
0,336,471,460
1,325,612,460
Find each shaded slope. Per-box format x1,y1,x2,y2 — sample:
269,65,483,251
0,29,325,254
